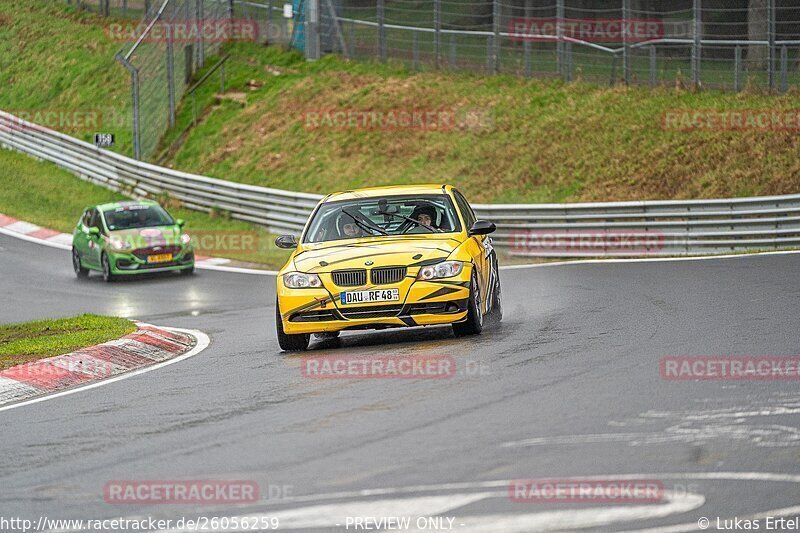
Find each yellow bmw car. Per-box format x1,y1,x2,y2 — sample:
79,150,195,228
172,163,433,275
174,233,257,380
274,184,502,351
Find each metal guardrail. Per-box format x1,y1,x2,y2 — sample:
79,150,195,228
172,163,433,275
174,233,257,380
2,109,800,258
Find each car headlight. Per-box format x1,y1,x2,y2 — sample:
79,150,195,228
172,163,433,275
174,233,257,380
417,261,464,280
109,238,133,251
284,272,323,289
180,233,191,245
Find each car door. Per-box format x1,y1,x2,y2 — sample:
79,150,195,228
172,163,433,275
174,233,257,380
84,208,104,267
453,189,490,312
74,209,93,263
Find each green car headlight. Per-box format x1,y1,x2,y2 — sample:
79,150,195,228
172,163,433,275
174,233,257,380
109,238,133,251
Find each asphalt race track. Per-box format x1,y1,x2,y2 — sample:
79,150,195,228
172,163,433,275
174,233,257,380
2,231,800,531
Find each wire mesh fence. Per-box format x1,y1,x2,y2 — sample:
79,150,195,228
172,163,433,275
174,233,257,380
70,0,798,161
109,0,294,161
329,0,800,92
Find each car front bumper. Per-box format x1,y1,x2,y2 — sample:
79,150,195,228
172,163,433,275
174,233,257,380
108,248,194,274
277,268,472,335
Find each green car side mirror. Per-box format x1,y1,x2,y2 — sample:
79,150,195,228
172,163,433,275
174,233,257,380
88,226,101,236
176,218,186,228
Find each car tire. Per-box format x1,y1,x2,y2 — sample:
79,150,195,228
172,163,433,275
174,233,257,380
72,248,89,279
489,260,502,322
101,253,115,283
453,270,483,337
276,301,310,351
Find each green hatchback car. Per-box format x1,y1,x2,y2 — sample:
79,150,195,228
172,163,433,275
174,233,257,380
72,201,195,281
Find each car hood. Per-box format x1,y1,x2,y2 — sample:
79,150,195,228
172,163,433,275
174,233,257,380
292,236,464,273
107,226,181,247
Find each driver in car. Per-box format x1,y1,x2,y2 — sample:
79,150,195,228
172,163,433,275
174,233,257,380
338,215,364,239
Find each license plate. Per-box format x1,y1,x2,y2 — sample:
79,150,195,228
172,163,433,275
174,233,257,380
340,289,400,305
147,253,173,264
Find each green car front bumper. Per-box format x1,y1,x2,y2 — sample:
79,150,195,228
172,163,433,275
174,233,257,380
107,247,195,275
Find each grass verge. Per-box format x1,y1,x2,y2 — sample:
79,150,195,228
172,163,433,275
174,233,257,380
0,314,136,371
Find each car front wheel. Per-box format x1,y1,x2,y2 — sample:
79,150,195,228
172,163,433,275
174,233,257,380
101,253,115,283
453,270,483,337
276,301,310,351
72,248,89,279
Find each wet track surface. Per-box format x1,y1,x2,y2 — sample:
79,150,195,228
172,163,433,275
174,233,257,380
2,232,800,531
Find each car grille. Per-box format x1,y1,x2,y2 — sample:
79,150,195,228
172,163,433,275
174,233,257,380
132,245,182,261
331,269,367,287
339,305,404,319
371,266,407,285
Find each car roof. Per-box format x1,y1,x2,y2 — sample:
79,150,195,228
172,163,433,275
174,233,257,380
95,200,159,212
324,184,453,202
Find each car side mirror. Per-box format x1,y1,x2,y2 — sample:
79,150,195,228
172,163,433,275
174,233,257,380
176,218,185,228
468,220,496,236
88,226,101,236
275,234,298,249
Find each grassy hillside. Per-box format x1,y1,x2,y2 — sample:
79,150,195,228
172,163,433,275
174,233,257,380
0,0,132,152
164,43,800,204
1,0,799,210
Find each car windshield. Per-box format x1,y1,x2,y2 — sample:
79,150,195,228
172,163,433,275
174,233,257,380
303,194,462,243
103,205,174,231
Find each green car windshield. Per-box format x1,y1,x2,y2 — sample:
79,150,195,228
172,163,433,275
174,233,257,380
103,205,174,231
304,194,462,243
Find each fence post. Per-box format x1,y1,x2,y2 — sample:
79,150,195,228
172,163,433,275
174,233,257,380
307,0,320,60
267,0,273,39
649,45,656,87
524,39,531,78
492,0,500,74
692,0,701,87
734,45,742,91
167,26,176,129
412,31,419,70
486,36,493,73
768,0,776,90
116,54,141,161
377,0,386,62
622,0,630,85
145,0,150,15
524,0,531,78
449,34,456,68
556,0,564,78
434,0,441,69
565,41,572,81
123,0,127,17
780,45,788,93
196,0,205,68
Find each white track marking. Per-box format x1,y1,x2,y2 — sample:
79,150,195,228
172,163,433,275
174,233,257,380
0,327,209,413
152,472,800,533
157,493,495,532
442,491,705,533
0,226,71,250
5,221,41,234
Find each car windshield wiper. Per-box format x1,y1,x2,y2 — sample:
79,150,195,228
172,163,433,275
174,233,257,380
340,209,388,236
381,212,442,233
